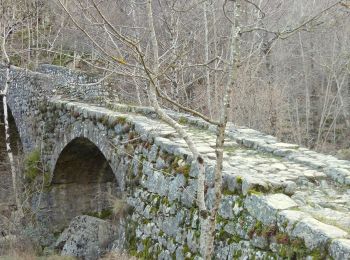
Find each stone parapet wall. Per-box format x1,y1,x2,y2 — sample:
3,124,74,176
37,64,118,103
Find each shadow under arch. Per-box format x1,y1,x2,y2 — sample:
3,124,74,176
48,137,118,230
0,98,23,207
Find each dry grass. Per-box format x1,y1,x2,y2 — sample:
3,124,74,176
100,251,138,260
0,250,137,260
0,254,76,260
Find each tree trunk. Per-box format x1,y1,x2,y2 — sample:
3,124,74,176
145,0,210,257
203,1,212,118
203,2,241,258
1,63,23,216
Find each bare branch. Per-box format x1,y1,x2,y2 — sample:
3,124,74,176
155,85,220,125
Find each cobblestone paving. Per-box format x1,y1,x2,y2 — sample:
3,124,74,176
105,102,350,236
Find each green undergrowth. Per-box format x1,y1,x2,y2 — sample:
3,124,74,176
178,116,188,125
24,149,52,192
52,52,74,66
24,149,41,183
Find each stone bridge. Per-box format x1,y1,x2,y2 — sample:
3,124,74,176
1,65,350,259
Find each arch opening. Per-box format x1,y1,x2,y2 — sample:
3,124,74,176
0,99,23,208
48,137,118,230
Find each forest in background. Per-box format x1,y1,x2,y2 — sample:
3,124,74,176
1,0,350,155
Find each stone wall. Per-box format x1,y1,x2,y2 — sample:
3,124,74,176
1,65,349,259
37,64,118,103
38,100,350,259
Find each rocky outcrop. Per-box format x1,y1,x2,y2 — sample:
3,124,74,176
55,215,117,260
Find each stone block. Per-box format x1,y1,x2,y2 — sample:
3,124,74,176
329,239,350,260
277,210,310,233
292,218,347,250
245,194,297,225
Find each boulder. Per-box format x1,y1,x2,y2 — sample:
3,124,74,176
55,215,117,260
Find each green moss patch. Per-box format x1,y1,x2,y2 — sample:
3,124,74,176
24,149,41,183
175,164,191,179
178,116,188,125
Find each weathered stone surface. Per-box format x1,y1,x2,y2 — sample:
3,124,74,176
218,195,235,219
329,239,350,260
292,217,348,250
168,174,186,202
55,215,117,260
277,210,310,233
245,194,298,225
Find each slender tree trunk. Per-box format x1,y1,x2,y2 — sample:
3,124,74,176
203,3,241,258
1,63,22,216
27,22,31,62
131,4,143,106
203,1,212,118
211,3,219,112
170,12,180,110
35,6,39,68
145,1,208,257
298,32,310,146
1,27,23,216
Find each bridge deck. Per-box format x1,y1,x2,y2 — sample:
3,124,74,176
59,100,350,235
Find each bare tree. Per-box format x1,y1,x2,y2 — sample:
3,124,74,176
52,0,350,258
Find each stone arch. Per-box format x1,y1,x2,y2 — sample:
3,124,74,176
47,137,119,230
48,122,121,186
52,137,115,185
